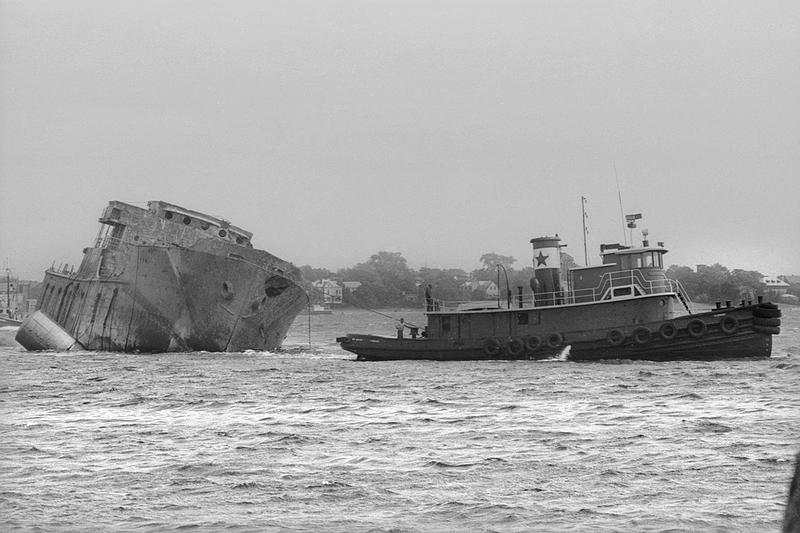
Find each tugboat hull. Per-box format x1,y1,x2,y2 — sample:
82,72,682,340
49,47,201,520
338,304,778,362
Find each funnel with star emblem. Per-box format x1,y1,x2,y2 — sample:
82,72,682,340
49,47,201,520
530,236,563,306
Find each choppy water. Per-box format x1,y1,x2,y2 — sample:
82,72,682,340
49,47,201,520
1,307,799,532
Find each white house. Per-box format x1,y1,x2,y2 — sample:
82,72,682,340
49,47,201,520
761,276,790,298
311,279,343,304
462,280,499,298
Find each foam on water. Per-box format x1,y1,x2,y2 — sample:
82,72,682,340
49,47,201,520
1,307,798,532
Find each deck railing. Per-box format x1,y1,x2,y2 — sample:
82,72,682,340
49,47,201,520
429,269,693,312
94,235,122,249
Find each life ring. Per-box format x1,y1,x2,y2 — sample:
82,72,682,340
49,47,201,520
506,337,525,357
687,319,707,338
720,316,738,334
524,335,542,352
753,316,780,328
482,337,502,357
607,329,625,346
632,326,651,345
659,322,677,341
546,332,564,349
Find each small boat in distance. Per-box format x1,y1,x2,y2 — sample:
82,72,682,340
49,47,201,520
308,304,333,315
16,200,307,352
1,267,24,327
0,315,22,328
337,224,781,361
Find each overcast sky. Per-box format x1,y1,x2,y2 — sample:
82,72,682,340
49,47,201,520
1,0,798,280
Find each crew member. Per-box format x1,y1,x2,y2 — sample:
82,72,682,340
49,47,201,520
425,284,433,311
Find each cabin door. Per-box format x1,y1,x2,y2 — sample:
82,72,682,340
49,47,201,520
457,314,470,340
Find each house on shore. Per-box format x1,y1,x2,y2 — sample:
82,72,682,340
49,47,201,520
311,279,343,305
762,276,790,299
462,280,499,299
310,280,364,305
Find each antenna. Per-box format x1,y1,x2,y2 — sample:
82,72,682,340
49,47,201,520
625,213,642,245
581,196,589,266
614,161,626,244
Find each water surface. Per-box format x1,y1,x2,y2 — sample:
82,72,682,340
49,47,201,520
1,307,798,531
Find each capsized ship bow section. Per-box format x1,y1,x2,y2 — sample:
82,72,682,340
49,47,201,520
16,200,307,352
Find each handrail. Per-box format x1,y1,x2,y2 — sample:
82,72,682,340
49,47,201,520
94,235,123,249
430,269,689,312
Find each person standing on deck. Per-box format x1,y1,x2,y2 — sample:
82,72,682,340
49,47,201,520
395,318,405,339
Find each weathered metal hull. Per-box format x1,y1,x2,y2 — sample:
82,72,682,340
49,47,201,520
337,303,779,362
18,244,306,353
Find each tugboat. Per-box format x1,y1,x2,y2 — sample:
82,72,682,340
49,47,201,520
16,201,307,352
337,227,781,361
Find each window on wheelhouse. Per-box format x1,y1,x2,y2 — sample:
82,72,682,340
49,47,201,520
640,252,663,269
627,252,664,270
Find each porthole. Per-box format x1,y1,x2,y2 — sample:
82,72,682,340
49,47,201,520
165,212,173,219
183,216,191,225
219,229,227,237
236,237,243,244
201,222,210,230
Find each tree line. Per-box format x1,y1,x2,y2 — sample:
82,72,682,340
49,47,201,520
301,251,774,308
665,263,767,304
300,251,535,309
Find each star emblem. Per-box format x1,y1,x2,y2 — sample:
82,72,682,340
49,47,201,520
536,251,549,267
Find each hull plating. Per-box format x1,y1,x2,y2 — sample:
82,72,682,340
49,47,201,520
23,245,306,352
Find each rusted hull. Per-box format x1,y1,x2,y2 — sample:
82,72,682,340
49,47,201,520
19,245,306,353
338,304,779,362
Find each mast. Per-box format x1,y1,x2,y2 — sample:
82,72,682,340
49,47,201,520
581,196,589,266
614,161,626,245
4,264,10,315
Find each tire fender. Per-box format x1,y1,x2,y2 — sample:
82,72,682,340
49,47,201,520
506,337,525,357
482,337,502,356
720,316,738,334
633,326,652,345
659,322,677,341
546,332,564,349
687,318,707,338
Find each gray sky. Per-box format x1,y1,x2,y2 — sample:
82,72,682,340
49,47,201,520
2,0,798,280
